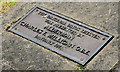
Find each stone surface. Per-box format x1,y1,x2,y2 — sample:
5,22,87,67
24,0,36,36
0,16,2,71
1,2,119,70
110,61,120,72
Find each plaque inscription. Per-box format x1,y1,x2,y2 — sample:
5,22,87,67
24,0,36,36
9,6,113,65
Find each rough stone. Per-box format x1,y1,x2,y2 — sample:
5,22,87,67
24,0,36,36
1,2,119,70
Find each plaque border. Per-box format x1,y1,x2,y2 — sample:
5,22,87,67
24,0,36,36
9,6,114,65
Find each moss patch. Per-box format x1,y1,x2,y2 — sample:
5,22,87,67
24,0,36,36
74,65,86,70
0,2,16,16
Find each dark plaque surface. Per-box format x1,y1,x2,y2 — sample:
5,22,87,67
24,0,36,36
9,6,113,65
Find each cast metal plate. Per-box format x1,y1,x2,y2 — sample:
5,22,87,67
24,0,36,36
9,6,113,65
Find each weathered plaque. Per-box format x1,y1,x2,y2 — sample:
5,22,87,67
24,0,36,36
9,6,113,65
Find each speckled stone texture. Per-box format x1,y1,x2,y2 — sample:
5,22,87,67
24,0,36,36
1,2,119,70
0,16,2,71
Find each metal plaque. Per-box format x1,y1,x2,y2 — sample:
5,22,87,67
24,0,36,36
9,6,113,65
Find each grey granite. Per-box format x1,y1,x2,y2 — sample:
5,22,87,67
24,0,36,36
1,2,119,70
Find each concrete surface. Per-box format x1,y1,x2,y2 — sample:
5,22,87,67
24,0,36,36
1,2,119,70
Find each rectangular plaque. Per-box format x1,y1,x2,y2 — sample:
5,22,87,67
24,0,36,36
9,6,113,65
